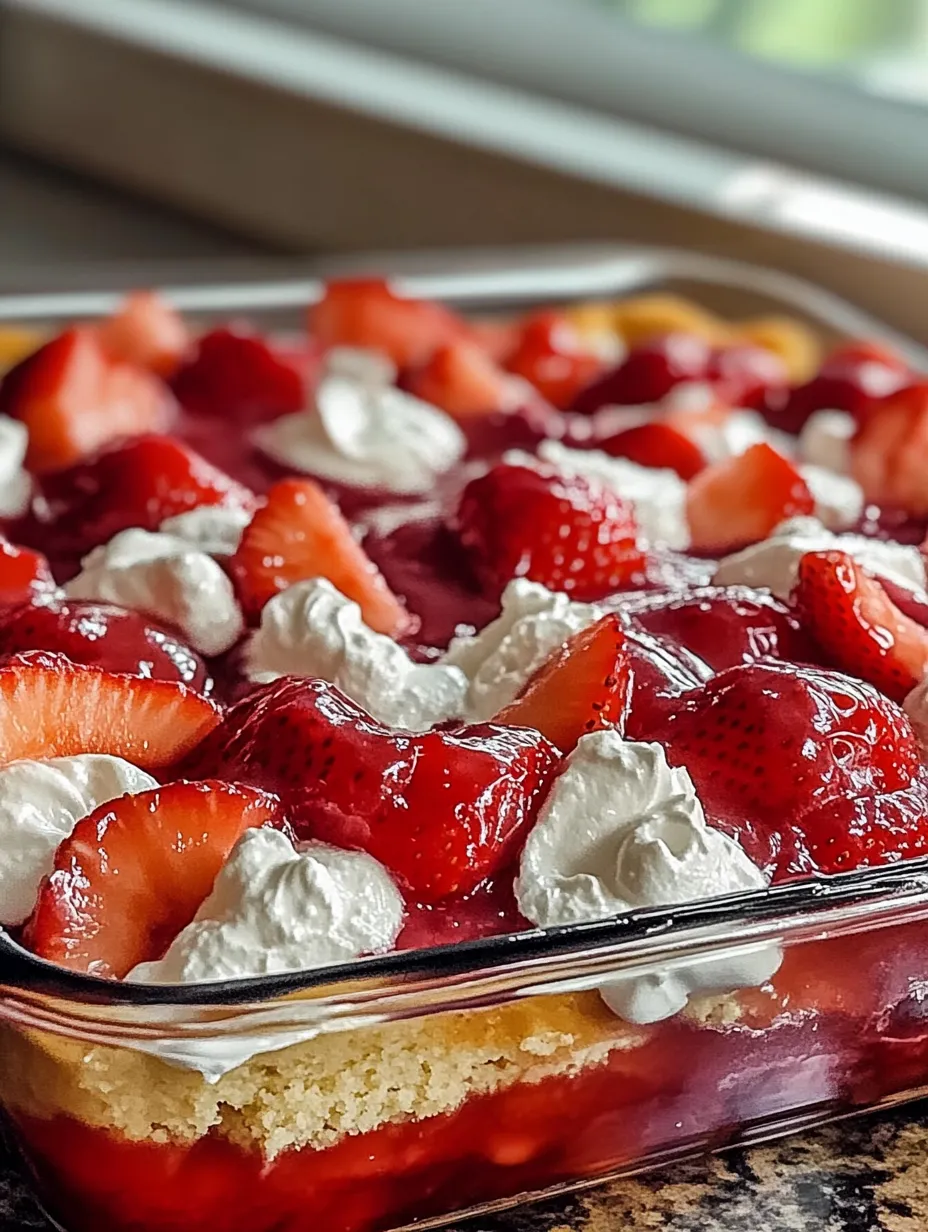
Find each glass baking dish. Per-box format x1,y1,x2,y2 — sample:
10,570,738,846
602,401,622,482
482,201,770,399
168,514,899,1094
4,246,928,1232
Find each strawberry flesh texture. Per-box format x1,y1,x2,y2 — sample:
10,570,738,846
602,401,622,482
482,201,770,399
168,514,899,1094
793,550,928,703
504,312,607,410
851,382,928,516
401,339,518,417
29,434,254,569
494,614,633,752
172,325,316,424
598,421,707,480
686,442,815,554
570,333,711,414
0,650,220,768
456,463,645,603
181,677,561,903
616,585,817,672
310,279,468,368
0,598,210,691
97,291,192,378
0,328,174,474
24,780,283,977
0,540,55,611
642,660,927,877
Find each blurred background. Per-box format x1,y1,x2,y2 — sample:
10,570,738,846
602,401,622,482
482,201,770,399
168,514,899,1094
4,0,928,329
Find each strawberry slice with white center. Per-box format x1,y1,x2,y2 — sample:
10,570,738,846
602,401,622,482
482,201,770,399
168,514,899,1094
24,780,283,977
231,477,412,634
0,651,220,768
793,549,928,703
686,442,814,553
494,613,632,752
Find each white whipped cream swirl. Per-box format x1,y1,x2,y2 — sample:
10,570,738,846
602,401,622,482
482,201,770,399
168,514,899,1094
253,347,465,494
64,528,245,656
712,516,926,600
245,579,468,730
159,506,252,557
516,731,776,1023
0,415,32,518
0,754,158,925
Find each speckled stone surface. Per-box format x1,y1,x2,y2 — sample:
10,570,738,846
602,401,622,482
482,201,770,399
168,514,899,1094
4,1104,928,1232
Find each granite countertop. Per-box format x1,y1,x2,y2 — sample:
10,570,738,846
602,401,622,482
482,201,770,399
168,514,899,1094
3,1104,928,1232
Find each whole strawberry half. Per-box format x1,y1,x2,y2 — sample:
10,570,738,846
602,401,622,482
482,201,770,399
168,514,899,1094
616,585,817,672
0,598,209,690
643,659,928,877
455,462,645,602
30,434,255,566
181,677,561,902
623,625,711,738
794,550,928,703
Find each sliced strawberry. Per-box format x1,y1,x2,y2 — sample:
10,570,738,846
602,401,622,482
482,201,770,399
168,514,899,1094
467,316,522,363
182,677,560,902
793,550,928,703
35,435,254,563
766,343,908,435
570,333,712,415
96,291,191,378
0,598,210,690
617,585,816,672
642,660,926,877
309,279,467,368
623,625,710,738
231,477,410,633
172,326,315,423
707,343,787,409
24,780,281,977
599,420,707,480
0,651,219,767
402,339,517,416
851,382,928,515
0,328,173,474
686,442,814,553
504,311,607,410
0,539,55,610
494,614,632,752
456,462,645,602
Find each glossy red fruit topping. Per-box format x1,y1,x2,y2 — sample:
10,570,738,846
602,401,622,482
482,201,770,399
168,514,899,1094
622,625,710,738
24,781,282,977
686,442,814,553
851,382,928,515
0,328,174,474
402,339,518,416
96,291,191,378
504,312,607,410
643,660,927,876
707,343,787,409
570,333,711,415
617,585,816,672
456,463,644,602
0,598,209,690
766,341,908,435
35,435,254,562
231,478,411,633
0,650,219,767
598,421,707,480
309,279,467,368
172,326,315,423
793,550,928,703
0,539,55,610
182,677,560,902
494,614,632,752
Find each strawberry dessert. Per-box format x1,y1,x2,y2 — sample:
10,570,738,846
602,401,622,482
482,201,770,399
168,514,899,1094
2,282,928,1232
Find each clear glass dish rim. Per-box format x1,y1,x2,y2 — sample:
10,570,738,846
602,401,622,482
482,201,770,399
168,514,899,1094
3,242,928,1029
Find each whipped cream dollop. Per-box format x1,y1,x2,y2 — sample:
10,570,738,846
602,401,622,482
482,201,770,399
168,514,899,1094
444,579,602,720
159,505,252,557
712,516,927,600
245,579,468,730
800,465,865,531
798,409,855,475
516,731,776,1023
253,347,466,495
0,755,158,926
0,415,32,519
64,528,245,656
130,828,405,984
528,440,690,550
